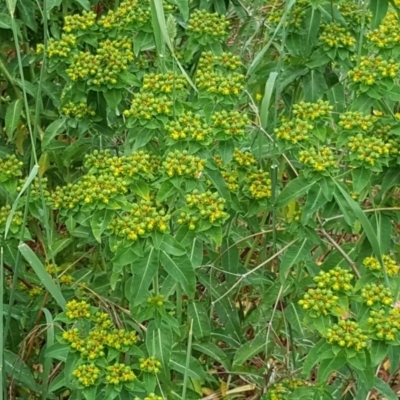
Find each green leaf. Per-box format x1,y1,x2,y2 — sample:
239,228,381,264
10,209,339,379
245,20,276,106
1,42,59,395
156,234,186,256
373,376,398,400
45,343,70,362
276,177,314,207
146,321,172,376
192,342,231,371
305,7,321,51
0,13,12,28
131,248,159,306
301,183,327,225
131,181,150,200
369,0,388,29
18,243,66,309
45,0,62,18
333,189,356,227
370,340,389,366
160,252,196,296
317,350,347,383
42,118,67,149
347,349,367,370
90,209,114,243
174,0,189,20
103,88,122,110
280,238,312,282
190,238,203,267
352,168,372,194
260,72,278,128
156,180,177,203
170,352,207,382
333,181,386,281
4,350,40,392
303,69,327,102
232,335,266,367
188,301,210,339
381,168,400,194
17,0,38,31
204,167,231,203
49,238,73,258
5,99,23,141
302,340,332,378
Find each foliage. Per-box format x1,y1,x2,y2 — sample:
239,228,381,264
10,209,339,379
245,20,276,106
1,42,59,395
2,0,400,399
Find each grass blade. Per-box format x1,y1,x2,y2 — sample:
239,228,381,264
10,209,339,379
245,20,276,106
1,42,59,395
18,243,66,309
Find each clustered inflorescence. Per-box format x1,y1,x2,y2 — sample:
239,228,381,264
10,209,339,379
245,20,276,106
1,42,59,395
298,146,337,172
325,320,368,351
165,112,212,141
61,300,161,389
314,267,353,292
298,288,339,317
187,10,229,43
361,283,393,307
363,255,399,276
161,150,206,178
320,23,355,48
367,12,400,49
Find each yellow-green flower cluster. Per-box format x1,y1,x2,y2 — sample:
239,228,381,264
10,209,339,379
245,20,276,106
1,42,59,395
178,190,228,228
66,37,133,86
361,283,393,307
165,112,212,141
66,300,91,320
187,10,229,43
221,170,239,191
298,146,337,172
375,124,400,156
40,34,76,58
264,379,304,400
161,150,206,178
0,154,23,181
0,205,23,231
142,73,186,94
298,288,339,317
72,363,100,387
347,134,391,167
197,52,242,72
106,363,136,384
46,264,74,285
98,0,160,29
338,2,371,26
314,266,353,291
61,101,96,119
196,53,244,97
320,23,355,48
124,92,173,120
18,283,43,297
292,100,332,121
105,329,138,350
212,110,249,138
22,177,51,202
275,118,313,143
140,357,162,373
63,11,97,33
338,111,376,131
134,394,163,400
232,149,257,167
108,201,170,242
363,255,399,277
325,320,368,351
368,308,400,341
267,0,308,28
367,12,400,49
147,294,165,307
348,56,400,86
51,174,128,210
84,150,158,180
248,170,272,199
92,312,113,329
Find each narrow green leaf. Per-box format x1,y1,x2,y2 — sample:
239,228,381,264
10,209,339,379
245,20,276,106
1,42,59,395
280,238,312,281
276,177,314,207
131,248,159,306
158,234,186,256
5,99,23,141
370,340,389,366
4,350,40,392
302,340,332,377
42,118,66,149
18,243,66,309
188,301,210,339
49,238,73,258
232,335,265,367
90,209,114,243
204,167,231,203
170,352,207,382
373,376,398,400
160,252,196,296
260,72,278,128
318,350,347,383
352,168,372,194
192,342,231,370
303,69,327,102
369,0,388,29
301,183,327,225
175,0,189,20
